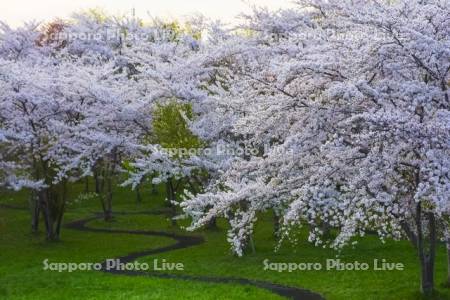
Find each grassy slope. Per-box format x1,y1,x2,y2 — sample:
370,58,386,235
0,185,281,300
0,183,449,300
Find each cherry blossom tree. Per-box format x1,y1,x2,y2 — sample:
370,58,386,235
0,1,448,294
181,0,449,294
0,56,86,239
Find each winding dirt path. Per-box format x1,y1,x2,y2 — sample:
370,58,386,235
1,204,324,300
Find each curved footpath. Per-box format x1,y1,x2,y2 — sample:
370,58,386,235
1,204,324,300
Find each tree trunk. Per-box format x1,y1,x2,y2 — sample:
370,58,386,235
39,190,52,240
84,177,89,193
136,184,142,203
95,165,113,222
273,213,280,238
416,203,436,295
43,206,55,240
94,168,107,218
419,254,435,295
35,181,67,241
104,174,113,221
31,204,40,233
249,235,256,254
321,221,331,238
94,169,101,195
166,180,177,226
206,217,217,229
241,234,256,255
446,234,450,286
30,191,40,233
54,208,64,240
151,183,158,195
54,180,67,240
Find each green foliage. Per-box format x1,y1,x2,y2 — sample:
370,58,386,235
83,8,110,23
184,23,202,41
151,101,203,158
161,21,183,41
156,20,202,42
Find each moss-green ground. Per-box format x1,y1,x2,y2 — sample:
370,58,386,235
0,183,449,300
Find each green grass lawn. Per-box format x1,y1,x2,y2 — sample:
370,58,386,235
0,183,449,300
